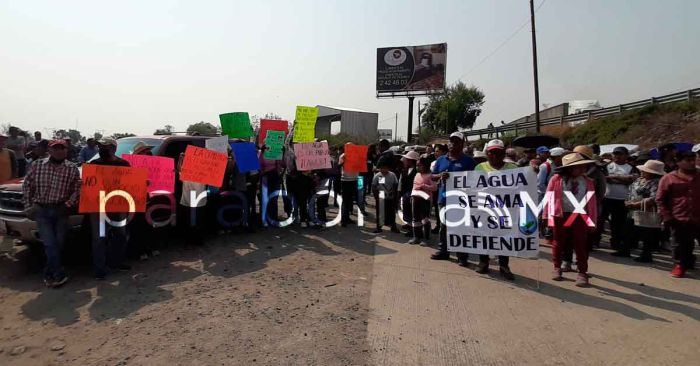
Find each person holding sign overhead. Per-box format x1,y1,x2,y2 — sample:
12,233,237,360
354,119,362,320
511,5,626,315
88,138,132,280
22,139,80,288
473,139,518,280
430,132,476,265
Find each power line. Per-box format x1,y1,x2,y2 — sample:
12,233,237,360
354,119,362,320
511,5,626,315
455,0,547,82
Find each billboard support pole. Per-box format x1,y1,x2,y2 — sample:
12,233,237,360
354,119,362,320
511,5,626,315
394,113,398,142
407,96,415,143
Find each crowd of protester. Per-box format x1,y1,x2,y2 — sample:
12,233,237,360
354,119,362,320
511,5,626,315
1,125,699,289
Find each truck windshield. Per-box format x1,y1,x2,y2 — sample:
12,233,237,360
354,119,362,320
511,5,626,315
114,138,164,157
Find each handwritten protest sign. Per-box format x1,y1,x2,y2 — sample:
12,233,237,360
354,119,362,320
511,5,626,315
79,165,148,213
220,112,253,138
123,154,175,194
263,130,285,160
205,135,230,153
295,142,331,171
230,142,260,173
259,119,289,145
292,106,319,143
445,167,539,257
342,144,368,173
179,145,228,187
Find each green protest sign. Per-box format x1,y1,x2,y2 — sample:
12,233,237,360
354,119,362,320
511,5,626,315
292,106,319,143
263,130,285,160
220,112,254,138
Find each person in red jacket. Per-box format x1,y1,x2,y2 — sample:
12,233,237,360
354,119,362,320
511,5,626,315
655,151,700,278
543,153,598,287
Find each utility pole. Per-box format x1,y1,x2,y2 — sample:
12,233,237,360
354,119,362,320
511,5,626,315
394,112,398,142
417,100,421,136
530,0,541,133
407,96,415,143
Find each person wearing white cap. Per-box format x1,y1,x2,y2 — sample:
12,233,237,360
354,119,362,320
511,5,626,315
537,147,565,201
693,143,700,169
610,160,666,262
473,139,518,280
399,150,420,235
430,132,476,264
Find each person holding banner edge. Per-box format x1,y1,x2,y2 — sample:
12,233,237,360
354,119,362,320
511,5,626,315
473,139,518,280
430,132,475,265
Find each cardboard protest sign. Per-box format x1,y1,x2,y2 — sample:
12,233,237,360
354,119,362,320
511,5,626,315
292,106,319,143
205,135,230,153
220,112,254,138
342,144,368,173
79,164,148,213
122,154,175,194
230,142,261,173
445,167,539,257
179,145,228,187
263,130,285,160
259,119,289,145
294,142,331,171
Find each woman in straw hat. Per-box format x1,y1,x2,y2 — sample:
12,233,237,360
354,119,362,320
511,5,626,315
543,152,598,287
611,160,666,262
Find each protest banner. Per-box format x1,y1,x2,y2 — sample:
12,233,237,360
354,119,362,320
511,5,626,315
230,142,261,173
179,145,228,187
343,144,369,173
292,106,319,143
445,167,539,257
220,112,254,138
294,142,331,171
205,135,230,153
258,119,289,145
263,130,285,160
123,154,175,194
79,164,148,213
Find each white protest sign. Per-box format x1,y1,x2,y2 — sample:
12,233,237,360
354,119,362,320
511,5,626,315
205,136,230,153
445,167,539,257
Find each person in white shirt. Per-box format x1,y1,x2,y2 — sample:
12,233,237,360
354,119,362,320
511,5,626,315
595,146,637,249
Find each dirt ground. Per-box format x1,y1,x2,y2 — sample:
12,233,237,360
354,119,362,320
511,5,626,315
0,202,699,365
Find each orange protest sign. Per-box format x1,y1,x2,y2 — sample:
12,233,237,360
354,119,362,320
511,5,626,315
79,164,148,213
343,144,368,173
179,145,228,187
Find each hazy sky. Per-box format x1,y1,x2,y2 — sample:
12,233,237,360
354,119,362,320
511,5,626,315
2,0,699,140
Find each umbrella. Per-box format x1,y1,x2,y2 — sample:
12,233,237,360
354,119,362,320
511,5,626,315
511,134,559,148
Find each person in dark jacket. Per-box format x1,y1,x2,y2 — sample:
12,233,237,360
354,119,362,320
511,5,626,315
399,150,419,235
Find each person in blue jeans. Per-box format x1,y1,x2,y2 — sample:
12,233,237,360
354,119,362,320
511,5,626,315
429,132,476,266
22,140,80,288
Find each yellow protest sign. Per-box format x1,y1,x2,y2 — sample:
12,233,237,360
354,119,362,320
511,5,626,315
292,106,319,143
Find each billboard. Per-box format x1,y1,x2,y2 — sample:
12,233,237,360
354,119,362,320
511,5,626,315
376,43,446,94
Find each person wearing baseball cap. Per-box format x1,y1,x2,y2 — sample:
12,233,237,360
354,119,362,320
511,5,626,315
542,152,598,287
611,159,666,262
22,138,80,288
537,147,566,202
430,131,476,265
399,150,420,235
88,137,132,280
472,139,518,280
593,145,636,250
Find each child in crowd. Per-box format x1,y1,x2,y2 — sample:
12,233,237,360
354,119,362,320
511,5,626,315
408,157,436,245
544,152,598,287
371,160,399,234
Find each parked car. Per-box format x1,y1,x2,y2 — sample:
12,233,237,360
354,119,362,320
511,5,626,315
0,134,218,243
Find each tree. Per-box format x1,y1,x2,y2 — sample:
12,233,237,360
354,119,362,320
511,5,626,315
52,129,82,144
186,121,219,135
421,81,485,134
110,132,136,140
154,124,175,135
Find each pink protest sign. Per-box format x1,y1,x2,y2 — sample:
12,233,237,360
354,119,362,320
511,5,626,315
294,142,332,171
123,154,176,194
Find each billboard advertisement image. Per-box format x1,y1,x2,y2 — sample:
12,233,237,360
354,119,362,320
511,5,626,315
376,43,446,94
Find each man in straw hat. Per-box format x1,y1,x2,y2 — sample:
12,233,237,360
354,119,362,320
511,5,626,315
656,151,700,278
543,152,598,287
610,159,666,262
